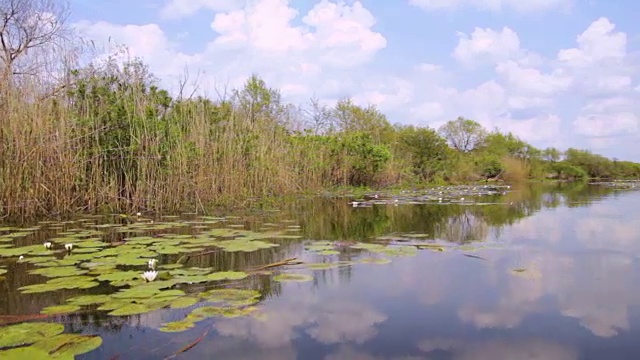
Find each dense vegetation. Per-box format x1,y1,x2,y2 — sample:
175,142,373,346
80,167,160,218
1,1,639,220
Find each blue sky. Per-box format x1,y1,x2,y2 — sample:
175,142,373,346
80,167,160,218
70,0,640,160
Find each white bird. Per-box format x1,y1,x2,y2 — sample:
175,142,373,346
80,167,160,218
141,270,158,282
64,243,74,251
148,259,158,269
43,242,52,250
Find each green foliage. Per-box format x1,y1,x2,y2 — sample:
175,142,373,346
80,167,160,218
2,51,640,220
477,155,504,178
396,125,451,182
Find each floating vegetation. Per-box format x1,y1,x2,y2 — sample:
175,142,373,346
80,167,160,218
0,322,64,347
40,304,82,314
359,257,392,265
273,273,314,282
0,212,423,353
338,184,512,207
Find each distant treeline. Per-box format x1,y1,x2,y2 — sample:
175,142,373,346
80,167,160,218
2,55,638,220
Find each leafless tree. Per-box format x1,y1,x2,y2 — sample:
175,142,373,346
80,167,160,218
0,0,71,83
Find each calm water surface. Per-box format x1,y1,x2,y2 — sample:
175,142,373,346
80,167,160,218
2,183,640,360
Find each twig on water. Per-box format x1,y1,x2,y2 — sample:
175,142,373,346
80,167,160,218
163,327,211,360
249,257,303,272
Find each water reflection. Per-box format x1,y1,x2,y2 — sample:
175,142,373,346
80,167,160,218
1,182,640,359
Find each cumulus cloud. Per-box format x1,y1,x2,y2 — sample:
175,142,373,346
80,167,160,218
73,1,640,158
452,27,521,66
409,0,574,12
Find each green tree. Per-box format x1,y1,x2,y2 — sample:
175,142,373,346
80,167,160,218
396,125,451,181
333,99,393,144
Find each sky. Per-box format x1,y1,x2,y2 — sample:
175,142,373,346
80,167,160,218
68,0,640,160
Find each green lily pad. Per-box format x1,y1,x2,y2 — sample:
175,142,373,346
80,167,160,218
0,269,6,275
351,243,386,251
67,294,112,306
0,322,65,347
41,304,81,314
170,296,199,309
29,266,88,278
317,250,340,256
273,273,313,282
215,239,279,252
97,271,142,283
188,306,257,321
108,303,156,316
206,271,248,281
379,246,418,257
0,347,57,359
359,257,392,265
200,288,261,307
159,320,195,333
19,276,99,294
306,263,338,270
33,334,102,357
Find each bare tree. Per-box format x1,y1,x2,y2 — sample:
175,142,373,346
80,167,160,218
304,97,334,134
438,116,487,152
0,0,71,82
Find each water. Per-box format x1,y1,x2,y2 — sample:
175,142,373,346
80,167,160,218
1,182,640,359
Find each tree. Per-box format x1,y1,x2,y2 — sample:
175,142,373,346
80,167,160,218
438,116,486,152
0,0,71,81
232,74,284,124
542,147,562,162
396,125,450,181
332,98,394,144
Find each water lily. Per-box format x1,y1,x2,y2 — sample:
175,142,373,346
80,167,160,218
148,259,158,269
43,242,52,250
141,270,158,282
64,243,74,251
136,212,142,217
18,255,24,261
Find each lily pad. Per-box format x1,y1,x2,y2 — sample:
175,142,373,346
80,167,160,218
108,303,156,316
206,271,248,281
67,294,112,306
41,304,81,314
306,263,338,270
33,334,102,358
0,322,65,347
201,288,261,306
159,320,195,333
29,266,88,278
317,250,340,256
273,273,313,282
170,296,199,309
0,269,6,275
215,239,279,252
19,276,99,294
359,257,392,265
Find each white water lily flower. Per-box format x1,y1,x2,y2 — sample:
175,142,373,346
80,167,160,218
43,242,52,249
136,212,142,217
148,259,158,269
18,255,24,260
64,243,74,251
142,270,158,282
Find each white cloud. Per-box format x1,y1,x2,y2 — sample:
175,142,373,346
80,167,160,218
572,112,638,138
409,0,573,12
74,2,640,158
495,60,572,97
160,0,240,19
452,27,521,66
557,17,627,68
